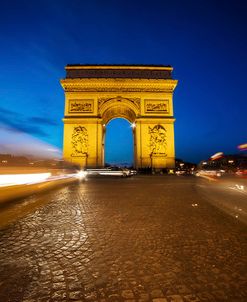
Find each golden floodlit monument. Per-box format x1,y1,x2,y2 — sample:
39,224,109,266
61,65,177,169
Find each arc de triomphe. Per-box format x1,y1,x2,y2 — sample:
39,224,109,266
61,65,177,169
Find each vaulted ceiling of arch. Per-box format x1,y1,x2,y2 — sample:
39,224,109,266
98,96,140,116
102,105,136,124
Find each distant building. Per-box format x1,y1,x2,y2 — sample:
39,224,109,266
0,154,29,166
198,154,247,171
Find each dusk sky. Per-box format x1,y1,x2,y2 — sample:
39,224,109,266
0,0,246,164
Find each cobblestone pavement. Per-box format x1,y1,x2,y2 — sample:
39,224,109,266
0,176,246,302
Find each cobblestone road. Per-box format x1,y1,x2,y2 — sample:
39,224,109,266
0,176,246,302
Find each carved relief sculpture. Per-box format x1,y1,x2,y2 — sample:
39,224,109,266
69,100,94,113
145,100,169,113
146,103,166,112
71,126,88,156
149,125,167,155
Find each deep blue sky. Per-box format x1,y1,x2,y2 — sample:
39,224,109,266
0,0,246,163
105,119,134,166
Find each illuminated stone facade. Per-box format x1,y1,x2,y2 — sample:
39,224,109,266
61,65,177,169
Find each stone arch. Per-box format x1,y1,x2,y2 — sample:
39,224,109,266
61,65,177,169
101,103,137,167
99,96,139,121
102,104,137,125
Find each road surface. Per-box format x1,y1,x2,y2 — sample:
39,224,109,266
0,175,246,302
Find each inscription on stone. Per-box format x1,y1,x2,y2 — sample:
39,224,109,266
69,100,94,113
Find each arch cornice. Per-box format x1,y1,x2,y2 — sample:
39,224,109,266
60,78,177,93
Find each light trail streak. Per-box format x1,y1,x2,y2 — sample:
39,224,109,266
0,173,52,187
0,171,87,188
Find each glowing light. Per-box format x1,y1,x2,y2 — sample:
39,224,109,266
76,170,87,179
235,184,244,190
228,160,234,164
131,122,136,128
210,152,223,160
0,173,51,187
238,143,247,151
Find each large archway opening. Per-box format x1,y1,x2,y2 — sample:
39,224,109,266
104,118,134,167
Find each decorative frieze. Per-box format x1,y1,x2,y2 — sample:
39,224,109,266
65,66,172,79
61,78,177,93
